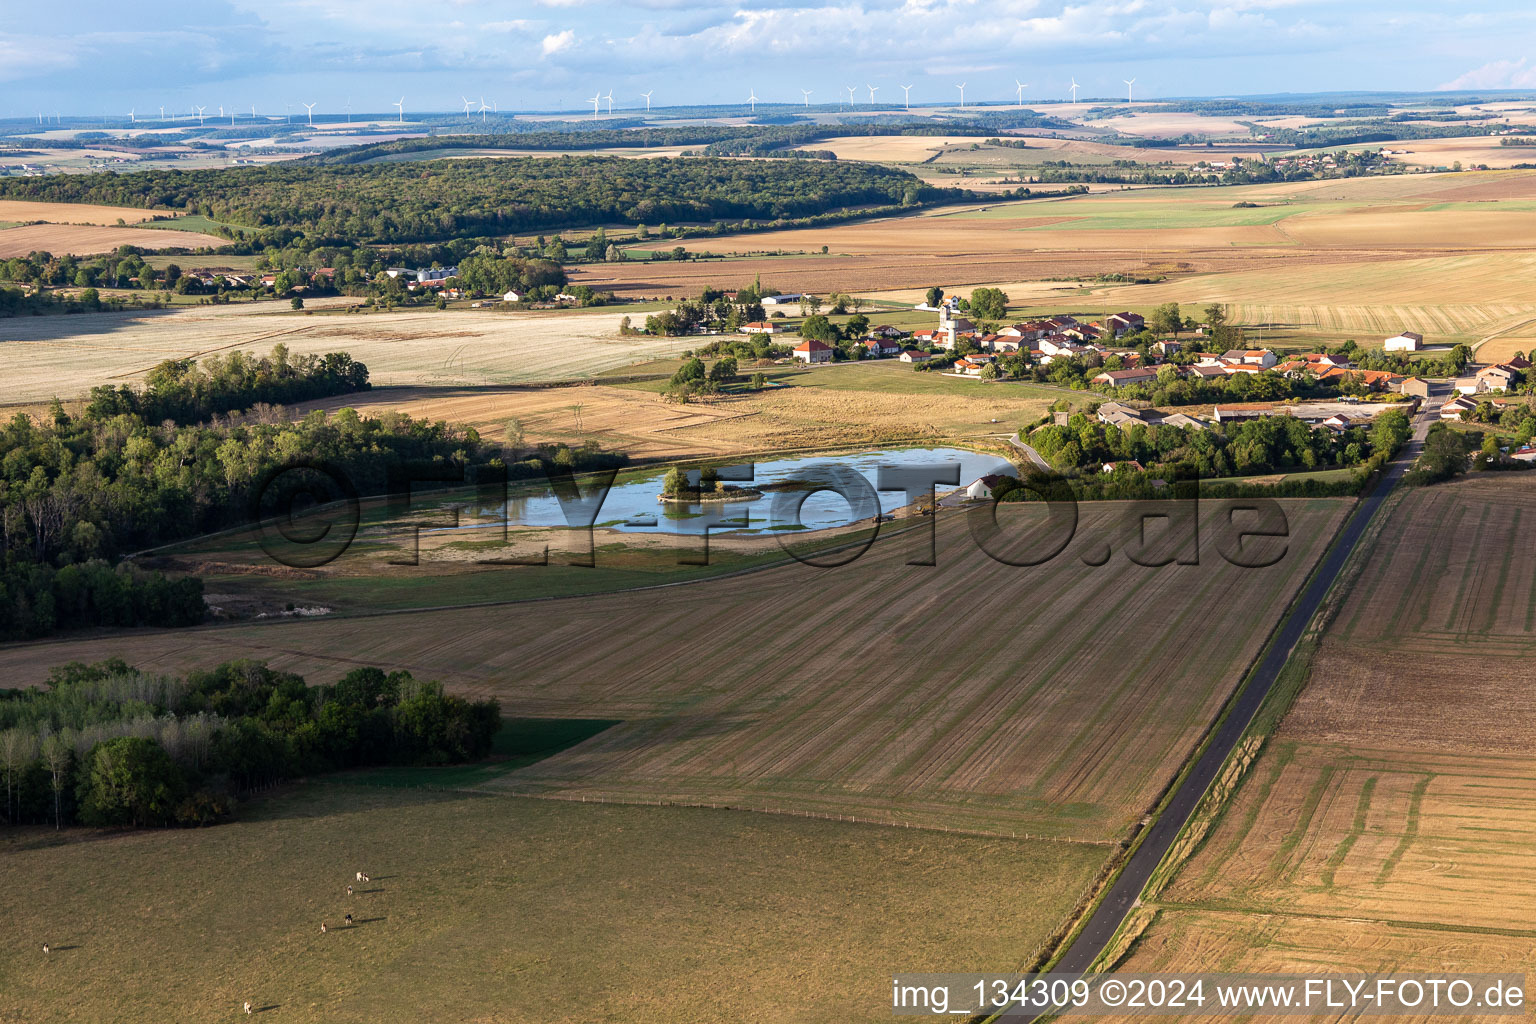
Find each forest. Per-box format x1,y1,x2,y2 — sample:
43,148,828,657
0,345,625,638
0,156,958,245
0,659,500,829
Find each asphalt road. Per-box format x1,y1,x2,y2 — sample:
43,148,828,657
1044,402,1436,980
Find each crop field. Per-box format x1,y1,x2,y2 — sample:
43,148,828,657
0,784,1106,1023
284,363,1069,461
1113,477,1536,995
0,199,171,225
0,499,1350,840
0,221,228,257
0,303,680,404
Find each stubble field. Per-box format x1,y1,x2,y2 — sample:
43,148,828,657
0,304,680,404
1110,477,1536,1015
0,499,1350,840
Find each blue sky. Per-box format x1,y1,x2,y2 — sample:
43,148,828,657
6,1,1536,117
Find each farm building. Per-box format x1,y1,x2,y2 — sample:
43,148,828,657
1477,364,1517,391
762,294,803,306
792,339,832,364
898,350,931,363
502,290,522,302
1384,330,1424,352
1396,376,1431,398
1454,376,1489,396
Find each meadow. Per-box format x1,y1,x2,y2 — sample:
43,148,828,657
0,784,1106,1023
1110,476,1536,1005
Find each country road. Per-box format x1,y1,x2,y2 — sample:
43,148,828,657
1038,398,1438,985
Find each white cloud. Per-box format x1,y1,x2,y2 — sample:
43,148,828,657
541,29,576,55
1438,57,1536,91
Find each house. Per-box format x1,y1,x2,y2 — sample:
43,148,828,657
1091,367,1160,388
762,294,803,306
1440,395,1478,419
1315,367,1405,392
739,321,782,335
1476,364,1517,391
868,325,903,339
1222,348,1277,369
1152,340,1181,357
863,337,901,357
911,329,940,344
1453,375,1489,396
898,350,931,363
1384,330,1424,352
1186,364,1228,380
1101,460,1145,473
952,357,987,376
1106,312,1145,338
1512,446,1536,463
966,474,1007,500
1397,376,1432,399
502,290,522,302
1505,354,1532,370
793,339,832,364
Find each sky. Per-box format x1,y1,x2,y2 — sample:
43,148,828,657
5,0,1536,118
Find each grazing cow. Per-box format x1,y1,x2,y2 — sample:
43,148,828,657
244,1001,253,1015
42,943,50,954
320,922,327,934
355,871,363,882
344,914,353,927
346,885,353,896
360,873,371,883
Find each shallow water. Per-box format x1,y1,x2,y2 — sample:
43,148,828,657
423,447,1014,536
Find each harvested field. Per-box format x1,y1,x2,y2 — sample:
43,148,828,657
286,366,1062,460
0,200,169,225
0,785,1105,1024
0,499,1350,840
1114,477,1536,1004
0,221,227,257
0,304,678,404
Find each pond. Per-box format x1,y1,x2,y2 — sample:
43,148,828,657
422,447,1015,537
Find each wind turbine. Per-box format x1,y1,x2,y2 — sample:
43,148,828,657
218,104,224,119
159,106,166,120
866,83,879,106
801,88,813,108
1124,78,1136,103
128,108,136,122
229,106,236,126
747,88,758,114
640,90,653,112
462,96,474,117
955,82,966,108
195,104,206,126
845,84,857,107
603,90,613,114
901,84,912,110
589,92,601,118
1068,78,1079,103
1015,80,1029,106
303,101,316,126
344,98,352,123
394,97,404,122
479,96,490,121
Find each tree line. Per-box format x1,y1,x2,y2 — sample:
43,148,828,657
0,659,500,829
0,156,958,246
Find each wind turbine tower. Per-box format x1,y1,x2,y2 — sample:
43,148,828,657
955,82,966,108
901,84,912,110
